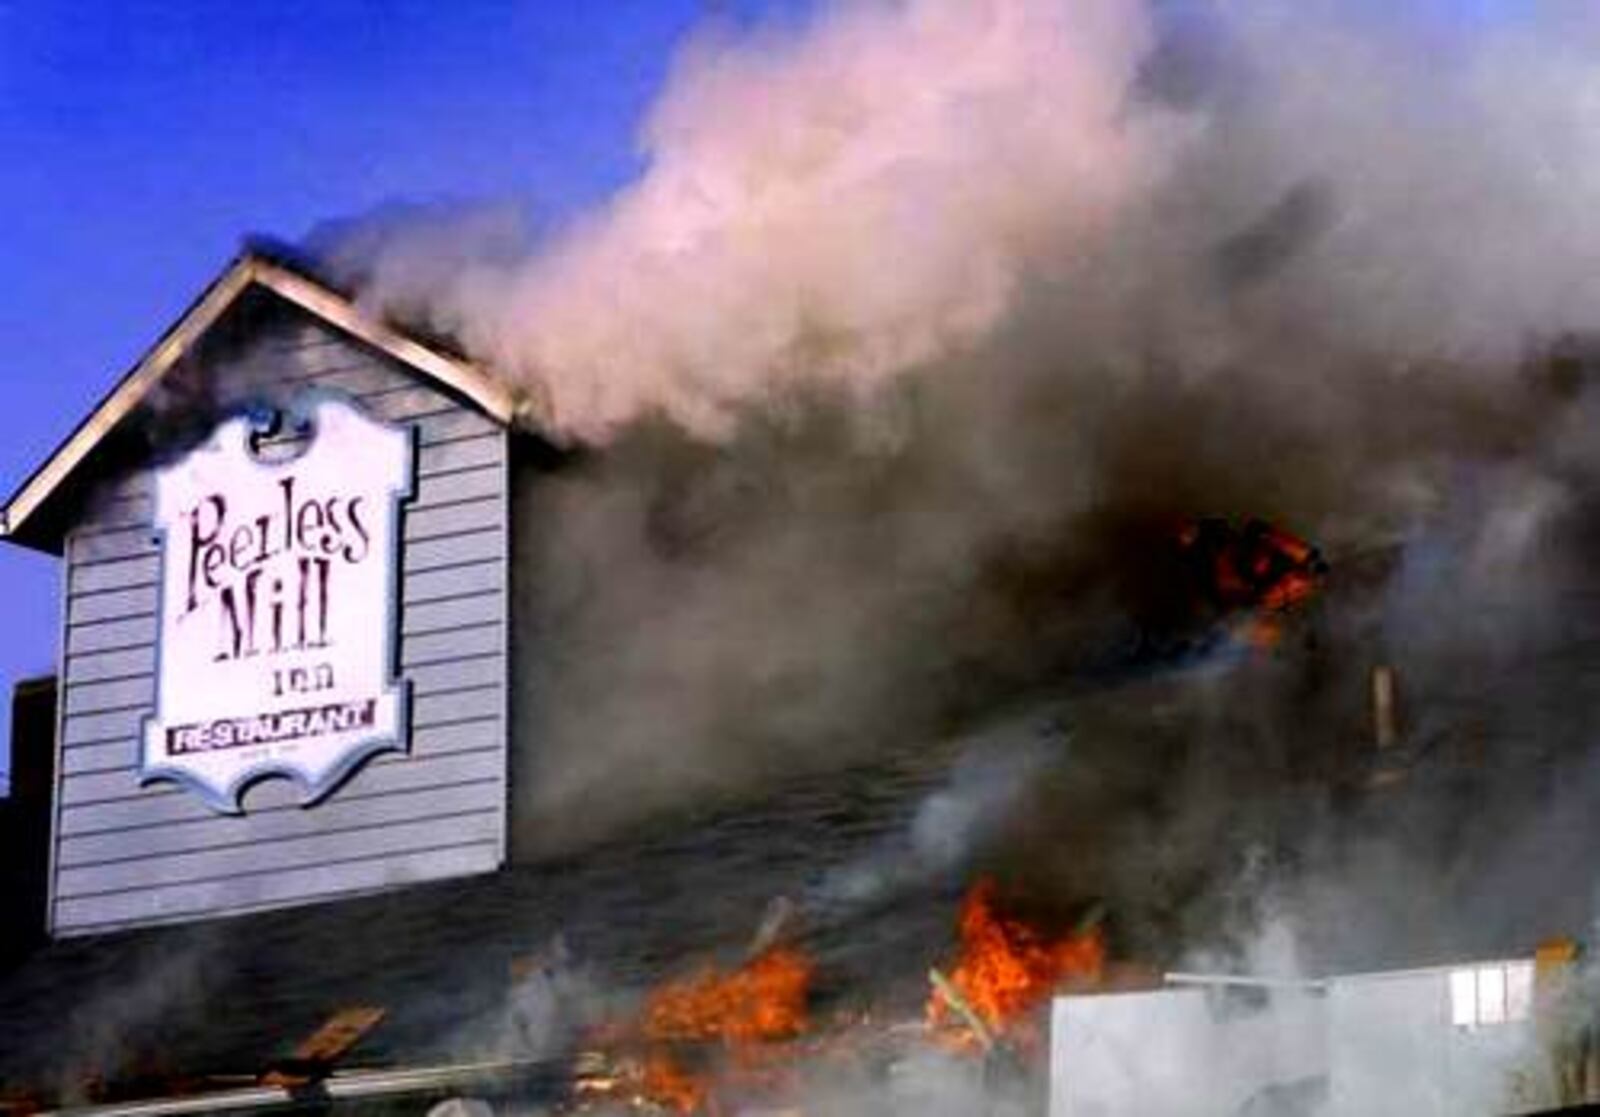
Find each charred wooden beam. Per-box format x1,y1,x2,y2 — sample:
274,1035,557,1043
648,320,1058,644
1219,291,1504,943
259,1006,386,1088
928,967,995,1052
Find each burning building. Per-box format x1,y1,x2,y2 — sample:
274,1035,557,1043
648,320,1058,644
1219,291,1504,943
0,240,1595,1117
9,2,1600,1114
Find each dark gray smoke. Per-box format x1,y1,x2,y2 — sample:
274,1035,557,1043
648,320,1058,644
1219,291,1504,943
313,0,1600,988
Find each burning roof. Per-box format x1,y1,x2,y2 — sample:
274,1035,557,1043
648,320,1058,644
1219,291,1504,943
13,2,1600,1112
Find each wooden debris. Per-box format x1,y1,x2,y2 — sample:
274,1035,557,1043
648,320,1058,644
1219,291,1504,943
260,1005,386,1087
1371,665,1399,750
928,967,995,1052
747,896,799,959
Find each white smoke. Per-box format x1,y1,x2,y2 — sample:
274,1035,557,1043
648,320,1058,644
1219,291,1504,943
322,1,1600,449
337,0,1177,438
811,721,1053,911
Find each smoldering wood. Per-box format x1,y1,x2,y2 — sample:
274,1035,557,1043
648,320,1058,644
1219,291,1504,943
258,1005,387,1087
928,967,995,1052
1371,664,1399,750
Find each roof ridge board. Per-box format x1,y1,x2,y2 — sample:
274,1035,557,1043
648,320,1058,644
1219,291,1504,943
240,236,480,368
0,248,537,553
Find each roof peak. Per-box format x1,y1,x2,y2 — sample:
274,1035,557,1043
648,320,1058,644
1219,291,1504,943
0,246,540,554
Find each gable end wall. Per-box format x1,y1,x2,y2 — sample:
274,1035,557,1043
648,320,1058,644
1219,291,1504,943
48,312,510,935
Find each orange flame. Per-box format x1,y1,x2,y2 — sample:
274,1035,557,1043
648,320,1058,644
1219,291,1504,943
1177,517,1326,649
644,948,814,1046
628,948,813,1113
640,1052,712,1115
928,879,1105,1048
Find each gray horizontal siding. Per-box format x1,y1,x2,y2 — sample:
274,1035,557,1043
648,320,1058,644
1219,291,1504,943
413,685,502,727
53,843,501,934
63,675,155,716
59,712,504,807
57,780,501,867
67,586,157,626
403,594,504,636
65,645,157,683
402,558,503,605
415,463,502,505
67,527,157,564
405,495,502,543
60,711,499,779
400,623,503,666
66,615,159,656
88,412,502,501
57,811,501,898
404,654,502,693
417,434,503,476
49,309,511,936
69,554,160,595
411,410,499,445
58,726,503,834
76,495,154,532
406,528,504,571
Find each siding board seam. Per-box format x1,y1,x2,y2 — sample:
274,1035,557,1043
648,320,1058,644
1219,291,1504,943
414,713,504,732
65,638,155,658
402,556,501,580
404,617,505,640
407,493,503,517
57,743,504,808
66,610,157,628
59,805,502,873
251,339,350,354
61,757,134,777
409,526,502,546
69,581,158,600
69,554,158,572
415,461,503,484
268,360,380,384
71,522,152,540
408,525,502,546
64,699,151,718
358,380,444,401
68,612,157,628
405,650,503,669
57,845,501,934
415,682,500,700
59,728,148,749
419,430,501,452
404,588,502,610
64,671,155,690
57,832,501,901
402,644,502,668
58,774,503,838
403,712,503,733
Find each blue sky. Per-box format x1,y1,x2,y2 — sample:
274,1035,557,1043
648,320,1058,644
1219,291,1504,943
0,0,808,789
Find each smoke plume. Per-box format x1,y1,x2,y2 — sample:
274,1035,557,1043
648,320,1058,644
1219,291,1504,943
315,0,1600,979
